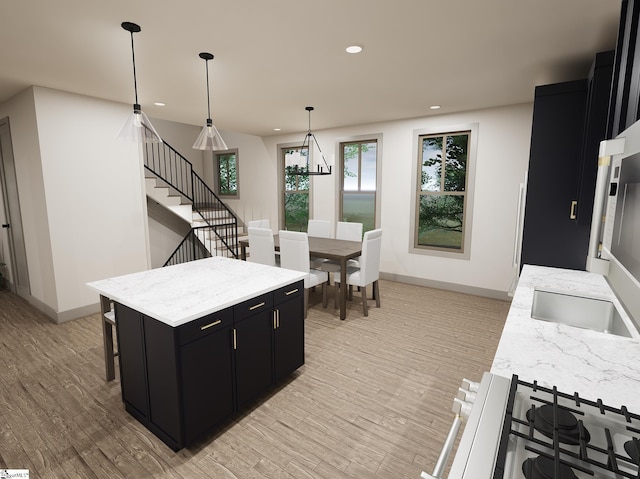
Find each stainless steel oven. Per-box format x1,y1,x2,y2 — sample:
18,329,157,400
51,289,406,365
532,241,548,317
422,372,640,479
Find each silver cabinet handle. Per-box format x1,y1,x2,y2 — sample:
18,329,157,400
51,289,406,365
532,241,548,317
285,288,299,296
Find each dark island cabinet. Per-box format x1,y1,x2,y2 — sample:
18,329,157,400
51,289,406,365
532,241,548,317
113,279,305,451
179,310,234,445
273,283,305,383
233,292,274,409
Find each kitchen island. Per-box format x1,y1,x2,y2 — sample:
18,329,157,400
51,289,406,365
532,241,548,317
491,264,640,411
87,257,307,451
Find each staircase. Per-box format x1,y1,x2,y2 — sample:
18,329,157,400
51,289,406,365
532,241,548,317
143,140,240,265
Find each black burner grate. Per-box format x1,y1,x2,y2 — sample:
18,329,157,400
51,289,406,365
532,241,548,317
492,375,640,479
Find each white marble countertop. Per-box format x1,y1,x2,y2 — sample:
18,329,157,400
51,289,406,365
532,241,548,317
491,264,640,412
87,257,306,327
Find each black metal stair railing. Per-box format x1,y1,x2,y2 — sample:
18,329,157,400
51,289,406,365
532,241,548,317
143,140,239,262
163,226,217,266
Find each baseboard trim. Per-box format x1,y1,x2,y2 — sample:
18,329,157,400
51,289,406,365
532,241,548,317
379,272,512,302
26,295,100,324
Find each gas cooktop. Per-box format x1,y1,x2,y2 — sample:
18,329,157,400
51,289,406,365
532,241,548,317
498,375,640,479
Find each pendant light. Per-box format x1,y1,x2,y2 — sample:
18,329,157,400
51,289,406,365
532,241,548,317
116,21,162,143
193,52,228,151
290,106,332,176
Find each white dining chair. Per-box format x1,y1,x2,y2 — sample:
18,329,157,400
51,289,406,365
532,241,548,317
279,230,328,317
247,227,278,267
333,228,382,316
318,222,364,276
248,219,271,229
307,219,332,238
336,221,363,241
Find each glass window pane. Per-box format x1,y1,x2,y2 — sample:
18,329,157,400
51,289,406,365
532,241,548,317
444,134,468,192
343,144,360,191
417,194,464,250
421,137,442,191
342,193,375,233
284,192,308,231
361,142,377,191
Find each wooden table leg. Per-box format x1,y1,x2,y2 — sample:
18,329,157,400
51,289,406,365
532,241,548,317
339,258,347,320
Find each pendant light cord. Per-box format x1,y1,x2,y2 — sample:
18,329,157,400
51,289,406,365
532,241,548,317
205,58,212,121
129,31,139,106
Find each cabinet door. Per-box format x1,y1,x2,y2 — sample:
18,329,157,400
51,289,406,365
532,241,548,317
114,303,148,419
234,310,273,409
273,285,305,383
180,325,234,445
521,80,589,271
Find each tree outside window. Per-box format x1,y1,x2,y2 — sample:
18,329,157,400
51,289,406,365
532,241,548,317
282,147,310,231
416,132,470,251
215,149,239,197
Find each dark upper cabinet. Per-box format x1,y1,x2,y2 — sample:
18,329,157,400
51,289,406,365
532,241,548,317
521,52,614,271
610,0,640,136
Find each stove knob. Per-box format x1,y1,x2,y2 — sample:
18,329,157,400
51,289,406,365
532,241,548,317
452,397,473,418
457,387,477,403
461,378,480,392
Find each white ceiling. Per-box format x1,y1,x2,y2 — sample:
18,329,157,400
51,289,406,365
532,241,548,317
0,0,622,137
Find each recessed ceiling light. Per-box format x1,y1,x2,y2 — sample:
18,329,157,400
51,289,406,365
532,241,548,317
346,45,363,54
430,105,441,110
273,128,281,131
154,102,166,107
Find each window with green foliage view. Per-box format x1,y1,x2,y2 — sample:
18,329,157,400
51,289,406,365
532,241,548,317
215,150,238,197
340,140,377,234
416,132,470,252
282,147,309,231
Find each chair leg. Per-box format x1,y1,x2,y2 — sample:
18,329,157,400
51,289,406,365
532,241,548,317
322,282,328,308
361,284,368,316
373,280,381,308
304,288,309,319
348,284,353,300
334,282,339,309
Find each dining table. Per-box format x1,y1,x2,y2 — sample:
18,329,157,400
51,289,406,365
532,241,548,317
239,234,362,320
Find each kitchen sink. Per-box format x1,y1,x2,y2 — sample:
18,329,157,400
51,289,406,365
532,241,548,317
531,289,633,338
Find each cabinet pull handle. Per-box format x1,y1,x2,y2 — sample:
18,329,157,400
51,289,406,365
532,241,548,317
273,311,277,330
249,301,265,311
570,200,577,219
285,288,299,296
232,329,237,349
200,319,222,331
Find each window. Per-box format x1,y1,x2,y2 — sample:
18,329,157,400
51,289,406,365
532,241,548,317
281,146,309,231
215,149,239,197
415,130,471,253
340,140,378,233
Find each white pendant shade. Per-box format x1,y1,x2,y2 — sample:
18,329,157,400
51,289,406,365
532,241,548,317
192,122,228,151
117,109,163,143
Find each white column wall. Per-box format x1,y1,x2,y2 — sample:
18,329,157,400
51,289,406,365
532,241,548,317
0,88,56,307
0,86,151,319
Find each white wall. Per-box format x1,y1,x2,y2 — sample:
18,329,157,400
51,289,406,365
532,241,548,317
0,86,150,320
254,103,534,296
204,129,278,227
150,117,208,181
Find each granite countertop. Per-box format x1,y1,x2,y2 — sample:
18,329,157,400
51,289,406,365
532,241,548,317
491,264,640,412
87,257,306,327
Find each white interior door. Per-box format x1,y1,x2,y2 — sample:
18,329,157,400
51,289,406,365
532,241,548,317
0,117,30,297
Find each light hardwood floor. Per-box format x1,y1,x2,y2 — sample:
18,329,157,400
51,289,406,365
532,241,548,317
0,279,510,478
